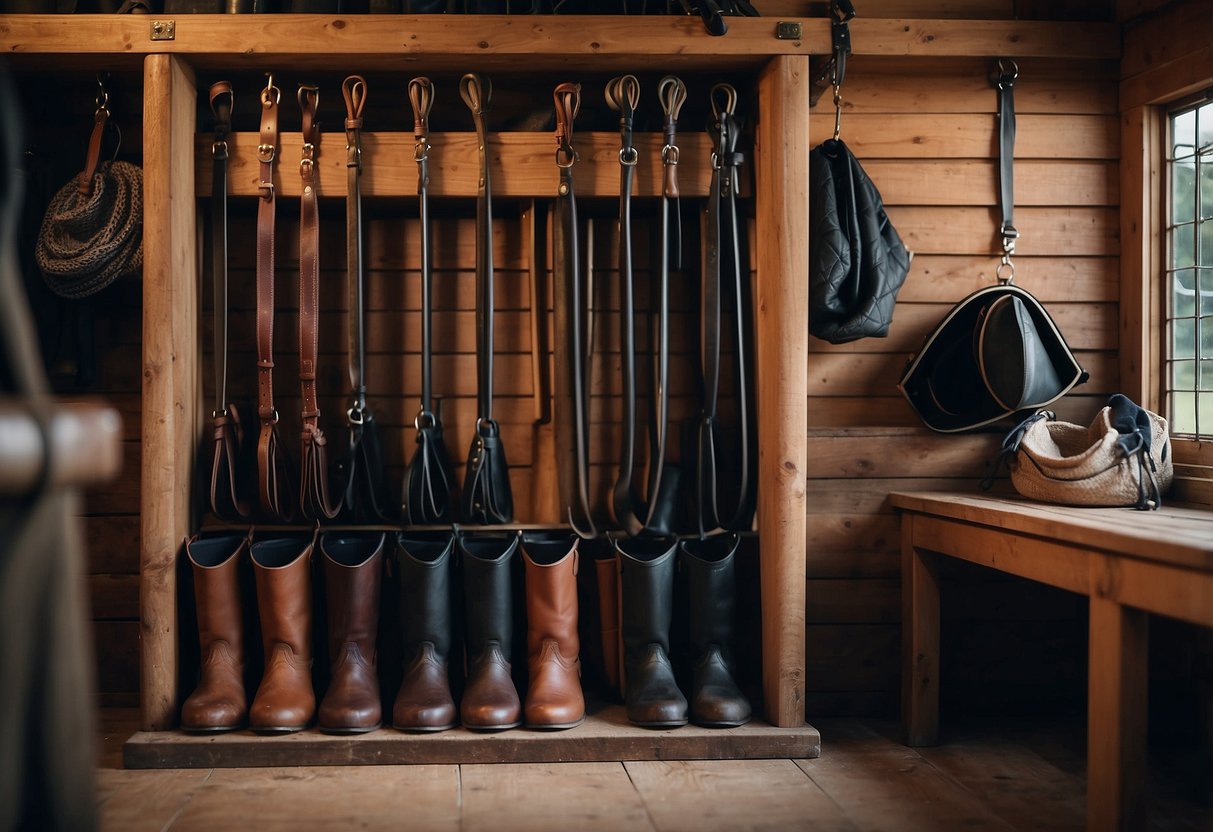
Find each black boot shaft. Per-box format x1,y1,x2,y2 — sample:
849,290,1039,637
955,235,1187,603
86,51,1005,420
616,537,678,661
680,532,739,657
460,533,519,658
396,532,454,659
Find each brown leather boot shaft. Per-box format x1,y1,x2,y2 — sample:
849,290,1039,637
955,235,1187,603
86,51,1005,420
182,535,247,732
522,542,584,729
250,536,316,732
318,534,384,733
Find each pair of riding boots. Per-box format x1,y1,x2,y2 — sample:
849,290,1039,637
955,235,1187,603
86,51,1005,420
617,533,751,729
394,533,584,732
181,531,584,733
181,530,385,734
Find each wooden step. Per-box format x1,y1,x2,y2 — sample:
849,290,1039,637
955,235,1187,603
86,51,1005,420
122,705,820,769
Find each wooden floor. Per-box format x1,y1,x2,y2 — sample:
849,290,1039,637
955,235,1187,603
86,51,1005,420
96,710,1212,831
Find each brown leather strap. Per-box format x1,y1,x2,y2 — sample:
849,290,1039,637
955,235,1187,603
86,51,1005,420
408,76,435,417
459,72,495,423
209,80,233,416
256,76,282,517
77,102,108,196
297,82,339,521
342,75,368,420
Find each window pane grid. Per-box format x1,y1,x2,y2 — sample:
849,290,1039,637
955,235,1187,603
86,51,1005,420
1166,99,1213,437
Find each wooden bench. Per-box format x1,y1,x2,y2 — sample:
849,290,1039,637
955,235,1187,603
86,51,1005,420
890,491,1213,832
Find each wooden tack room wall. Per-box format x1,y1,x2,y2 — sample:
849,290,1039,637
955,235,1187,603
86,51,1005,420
44,0,1204,723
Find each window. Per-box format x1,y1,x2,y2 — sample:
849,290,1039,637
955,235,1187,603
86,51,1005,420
1165,97,1213,438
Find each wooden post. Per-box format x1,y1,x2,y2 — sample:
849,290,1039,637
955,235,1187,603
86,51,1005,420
754,55,809,728
140,54,199,731
1087,592,1148,831
1118,105,1162,412
901,515,941,746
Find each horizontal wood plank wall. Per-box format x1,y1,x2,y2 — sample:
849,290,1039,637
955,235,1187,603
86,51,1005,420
805,53,1120,716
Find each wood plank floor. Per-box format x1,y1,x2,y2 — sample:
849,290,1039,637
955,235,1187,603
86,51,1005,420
96,710,1212,831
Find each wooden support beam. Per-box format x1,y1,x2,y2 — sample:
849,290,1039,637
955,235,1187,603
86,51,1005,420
900,515,940,747
140,53,199,732
755,54,809,728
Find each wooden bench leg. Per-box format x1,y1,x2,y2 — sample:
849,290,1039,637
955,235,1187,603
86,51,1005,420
902,515,940,746
1087,594,1148,832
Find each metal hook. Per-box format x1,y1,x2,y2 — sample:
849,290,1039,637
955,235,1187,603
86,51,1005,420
95,72,110,118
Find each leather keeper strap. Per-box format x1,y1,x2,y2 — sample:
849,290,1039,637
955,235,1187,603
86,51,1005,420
460,72,495,423
995,60,1019,264
298,83,322,436
342,75,369,419
255,80,280,430
552,80,596,537
409,76,435,416
209,80,233,416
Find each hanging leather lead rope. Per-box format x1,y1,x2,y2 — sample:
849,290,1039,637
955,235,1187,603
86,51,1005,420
551,80,596,538
255,74,296,522
695,82,754,537
403,76,458,524
206,80,252,523
339,74,392,523
297,82,341,521
460,72,513,524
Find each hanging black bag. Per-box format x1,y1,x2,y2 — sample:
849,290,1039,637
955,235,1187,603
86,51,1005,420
808,2,911,345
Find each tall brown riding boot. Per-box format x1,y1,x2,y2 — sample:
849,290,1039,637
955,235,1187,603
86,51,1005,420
522,534,585,730
249,532,317,733
392,533,457,732
318,532,384,734
181,534,249,732
460,534,522,731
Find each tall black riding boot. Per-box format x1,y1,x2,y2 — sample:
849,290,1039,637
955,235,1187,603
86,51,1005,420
460,534,522,731
392,533,457,732
617,537,687,728
680,533,751,727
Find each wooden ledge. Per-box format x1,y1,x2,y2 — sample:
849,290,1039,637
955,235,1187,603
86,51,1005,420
122,705,820,769
0,15,1119,71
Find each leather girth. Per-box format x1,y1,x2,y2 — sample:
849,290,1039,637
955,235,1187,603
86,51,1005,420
255,78,296,523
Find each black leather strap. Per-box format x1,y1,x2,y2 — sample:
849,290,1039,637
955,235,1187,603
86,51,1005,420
342,75,369,422
605,74,645,534
409,77,436,421
209,80,232,417
461,73,496,424
697,82,753,536
995,59,1018,283
552,81,596,537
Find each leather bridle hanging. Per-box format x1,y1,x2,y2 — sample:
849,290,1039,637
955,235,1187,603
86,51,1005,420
297,82,341,521
403,75,458,524
339,74,392,522
206,79,252,523
551,80,596,538
459,72,514,524
255,74,296,522
607,74,679,537
695,82,754,536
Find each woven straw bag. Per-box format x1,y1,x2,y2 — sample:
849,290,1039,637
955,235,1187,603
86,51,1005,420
1006,395,1173,510
35,159,143,300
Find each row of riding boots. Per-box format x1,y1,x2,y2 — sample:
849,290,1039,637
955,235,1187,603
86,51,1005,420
181,530,749,733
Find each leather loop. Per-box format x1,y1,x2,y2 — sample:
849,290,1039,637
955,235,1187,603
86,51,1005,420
697,82,753,536
77,107,108,196
994,59,1019,281
551,81,596,538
